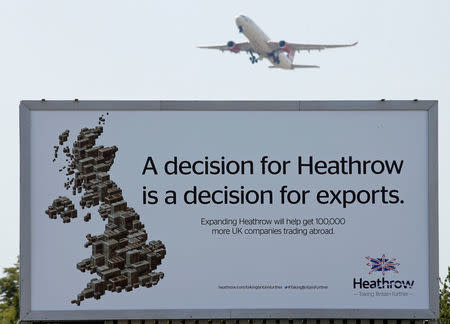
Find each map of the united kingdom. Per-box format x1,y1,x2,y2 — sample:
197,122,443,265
45,114,166,305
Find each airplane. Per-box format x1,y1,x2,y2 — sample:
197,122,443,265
198,15,358,70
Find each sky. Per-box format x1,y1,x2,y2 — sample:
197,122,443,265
0,0,449,279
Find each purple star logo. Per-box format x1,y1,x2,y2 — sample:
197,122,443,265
365,254,400,276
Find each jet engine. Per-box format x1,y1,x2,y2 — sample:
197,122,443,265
278,40,291,53
227,41,240,53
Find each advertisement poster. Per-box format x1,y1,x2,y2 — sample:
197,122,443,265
20,102,437,319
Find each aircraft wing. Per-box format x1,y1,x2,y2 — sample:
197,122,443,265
198,41,253,52
268,41,358,52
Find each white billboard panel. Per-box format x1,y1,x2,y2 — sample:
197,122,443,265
20,101,439,320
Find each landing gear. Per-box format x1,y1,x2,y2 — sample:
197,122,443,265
248,50,258,64
268,51,281,64
238,25,243,33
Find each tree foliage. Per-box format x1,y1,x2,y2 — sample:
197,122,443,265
0,259,19,324
442,266,450,324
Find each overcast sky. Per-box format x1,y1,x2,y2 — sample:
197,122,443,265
0,0,449,278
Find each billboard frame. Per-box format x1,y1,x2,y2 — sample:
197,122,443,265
19,100,439,321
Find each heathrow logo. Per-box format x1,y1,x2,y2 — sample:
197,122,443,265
365,254,400,276
353,254,414,291
366,254,400,277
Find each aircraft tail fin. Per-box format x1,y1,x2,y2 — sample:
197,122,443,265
287,49,295,63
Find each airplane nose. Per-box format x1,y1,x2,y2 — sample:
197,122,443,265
235,15,244,32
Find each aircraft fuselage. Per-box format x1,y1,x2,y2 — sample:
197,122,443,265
235,15,293,69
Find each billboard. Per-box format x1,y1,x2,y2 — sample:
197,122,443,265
19,101,439,321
